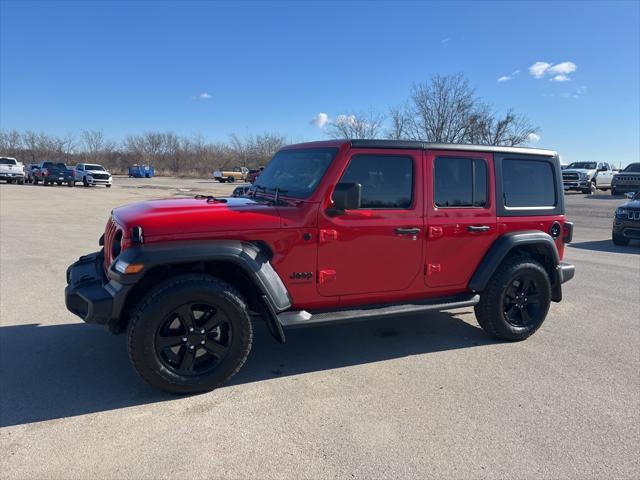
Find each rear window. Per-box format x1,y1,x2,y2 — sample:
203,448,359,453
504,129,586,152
0,158,17,165
434,157,488,208
502,159,556,208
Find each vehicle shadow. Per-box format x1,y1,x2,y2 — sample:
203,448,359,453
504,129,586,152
0,312,493,427
568,239,639,254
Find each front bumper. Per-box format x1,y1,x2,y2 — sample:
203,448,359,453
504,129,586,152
563,180,590,190
87,177,112,185
613,218,640,239
65,251,131,327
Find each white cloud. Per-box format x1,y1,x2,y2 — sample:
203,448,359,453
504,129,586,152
548,61,577,75
192,92,212,100
310,112,329,128
512,69,521,75
441,37,451,44
497,75,512,82
529,62,551,78
530,61,578,82
527,133,541,143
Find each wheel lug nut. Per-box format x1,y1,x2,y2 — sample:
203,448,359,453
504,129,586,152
200,340,205,345
189,328,194,332
200,329,205,334
182,337,188,342
189,345,195,350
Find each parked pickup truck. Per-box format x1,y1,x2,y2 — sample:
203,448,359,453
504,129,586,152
212,166,249,183
74,163,113,187
562,162,614,194
611,163,640,196
0,157,25,184
34,161,75,186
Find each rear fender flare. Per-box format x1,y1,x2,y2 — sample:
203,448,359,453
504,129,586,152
468,231,562,301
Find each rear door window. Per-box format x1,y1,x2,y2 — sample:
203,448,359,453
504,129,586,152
434,157,488,208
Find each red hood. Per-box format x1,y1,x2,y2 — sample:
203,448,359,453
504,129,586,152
112,197,282,239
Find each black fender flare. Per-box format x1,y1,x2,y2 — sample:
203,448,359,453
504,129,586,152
112,240,291,342
468,231,563,301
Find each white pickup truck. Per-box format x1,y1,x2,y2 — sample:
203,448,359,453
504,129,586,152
0,157,25,184
562,161,614,194
74,163,113,187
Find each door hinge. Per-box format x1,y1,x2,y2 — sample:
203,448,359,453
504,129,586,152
319,229,338,243
319,269,337,284
429,226,443,238
426,264,441,275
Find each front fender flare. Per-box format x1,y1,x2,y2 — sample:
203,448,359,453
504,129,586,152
111,240,291,341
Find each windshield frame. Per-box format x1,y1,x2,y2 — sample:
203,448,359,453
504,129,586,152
251,147,339,200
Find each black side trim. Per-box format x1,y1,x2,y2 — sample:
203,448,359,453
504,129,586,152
114,240,292,312
468,231,560,293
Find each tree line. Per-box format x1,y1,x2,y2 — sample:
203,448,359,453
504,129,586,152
1,74,539,176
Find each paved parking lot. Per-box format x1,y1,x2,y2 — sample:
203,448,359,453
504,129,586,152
1,178,638,479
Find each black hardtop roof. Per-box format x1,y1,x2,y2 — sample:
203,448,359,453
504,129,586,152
282,139,557,157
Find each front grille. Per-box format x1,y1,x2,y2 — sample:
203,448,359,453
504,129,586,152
563,172,579,181
626,210,640,221
103,218,121,269
92,173,110,180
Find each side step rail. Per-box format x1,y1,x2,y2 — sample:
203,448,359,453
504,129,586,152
277,294,480,328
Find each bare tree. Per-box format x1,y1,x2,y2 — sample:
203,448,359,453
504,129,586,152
326,110,384,139
387,104,411,140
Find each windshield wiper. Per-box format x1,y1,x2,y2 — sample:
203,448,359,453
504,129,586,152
268,187,289,205
194,194,227,203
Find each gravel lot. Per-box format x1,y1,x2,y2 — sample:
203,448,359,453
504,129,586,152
1,177,639,479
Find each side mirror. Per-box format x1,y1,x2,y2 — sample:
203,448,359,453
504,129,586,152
328,182,361,215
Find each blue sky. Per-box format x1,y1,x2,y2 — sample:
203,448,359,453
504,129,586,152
1,0,638,165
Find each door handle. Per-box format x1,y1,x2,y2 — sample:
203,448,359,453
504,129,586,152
395,227,421,235
467,225,491,232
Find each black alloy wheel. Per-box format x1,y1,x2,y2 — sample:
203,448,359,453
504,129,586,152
155,302,232,376
502,274,545,327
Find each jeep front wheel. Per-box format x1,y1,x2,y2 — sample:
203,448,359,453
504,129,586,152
127,274,253,394
474,257,551,341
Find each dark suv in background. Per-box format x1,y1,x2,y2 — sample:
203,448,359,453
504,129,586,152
612,191,640,245
611,163,640,196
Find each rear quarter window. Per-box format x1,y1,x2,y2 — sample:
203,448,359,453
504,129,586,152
502,159,556,208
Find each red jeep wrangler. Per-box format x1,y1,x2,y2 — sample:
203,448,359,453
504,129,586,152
65,140,574,393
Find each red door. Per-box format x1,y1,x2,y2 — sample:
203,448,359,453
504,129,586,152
317,149,424,297
425,150,497,288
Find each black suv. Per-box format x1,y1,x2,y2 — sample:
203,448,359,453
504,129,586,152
612,191,640,245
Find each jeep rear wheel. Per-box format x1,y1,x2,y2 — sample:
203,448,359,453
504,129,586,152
474,257,551,341
127,274,252,394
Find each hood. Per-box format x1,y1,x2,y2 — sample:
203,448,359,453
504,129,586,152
620,198,640,209
113,197,281,239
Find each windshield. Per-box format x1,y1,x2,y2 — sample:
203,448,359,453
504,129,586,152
85,164,105,171
56,163,67,169
252,148,338,199
568,162,597,169
622,163,640,172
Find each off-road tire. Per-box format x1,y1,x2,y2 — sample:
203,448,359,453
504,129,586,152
228,176,236,183
474,256,551,341
612,231,629,246
83,177,89,187
127,274,253,394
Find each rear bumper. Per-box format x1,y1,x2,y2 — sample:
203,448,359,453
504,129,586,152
558,262,575,284
65,251,131,327
0,173,25,179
